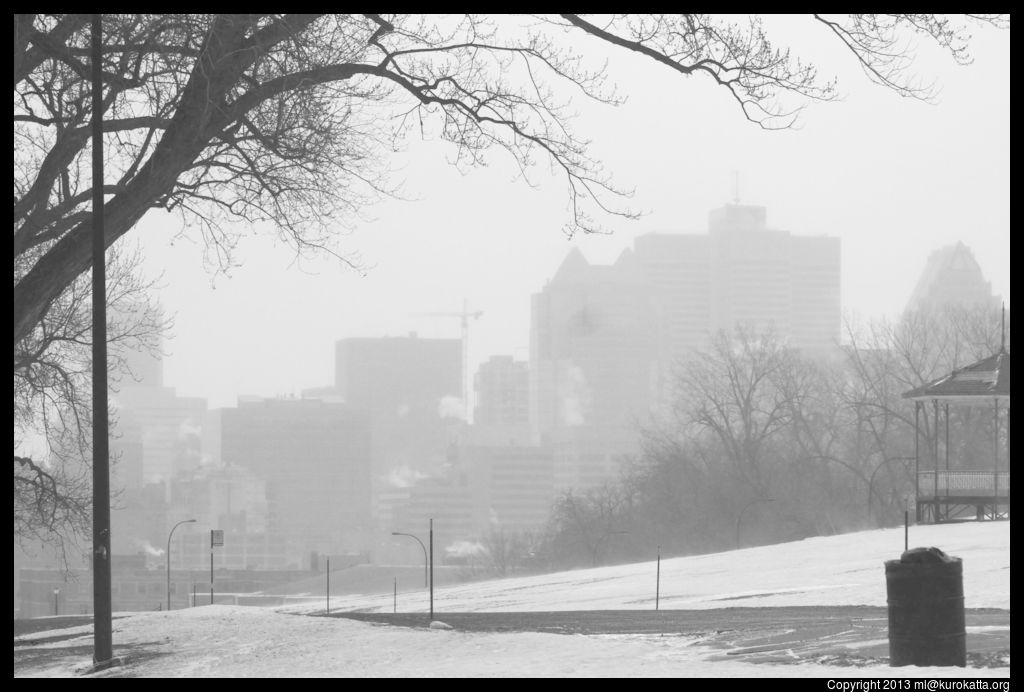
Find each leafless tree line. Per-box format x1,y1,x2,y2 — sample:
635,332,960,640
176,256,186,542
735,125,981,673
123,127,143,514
14,14,1007,550
541,306,1008,568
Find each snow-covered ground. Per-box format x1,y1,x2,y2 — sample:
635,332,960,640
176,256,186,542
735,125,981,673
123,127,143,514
279,521,1010,614
14,521,1010,678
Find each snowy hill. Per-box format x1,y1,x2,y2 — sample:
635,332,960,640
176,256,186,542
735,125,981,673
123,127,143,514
14,521,1010,678
280,521,1010,614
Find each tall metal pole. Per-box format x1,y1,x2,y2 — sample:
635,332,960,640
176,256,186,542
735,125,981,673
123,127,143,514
655,546,660,611
90,13,113,666
167,519,196,611
429,518,434,621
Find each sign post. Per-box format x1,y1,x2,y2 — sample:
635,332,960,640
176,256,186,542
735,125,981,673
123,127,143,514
210,530,224,605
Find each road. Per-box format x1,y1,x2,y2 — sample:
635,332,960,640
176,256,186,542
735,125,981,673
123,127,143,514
14,607,1010,672
325,606,1010,669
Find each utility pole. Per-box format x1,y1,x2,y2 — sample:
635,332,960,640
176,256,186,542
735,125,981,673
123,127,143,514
429,518,434,621
656,546,661,611
90,13,113,667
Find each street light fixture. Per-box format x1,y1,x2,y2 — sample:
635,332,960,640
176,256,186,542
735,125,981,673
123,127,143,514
167,519,197,611
736,499,775,549
391,531,428,588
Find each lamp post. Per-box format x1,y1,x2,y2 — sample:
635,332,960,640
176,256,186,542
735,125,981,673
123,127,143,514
655,545,661,611
736,499,775,549
167,519,196,611
53,587,60,616
392,531,428,588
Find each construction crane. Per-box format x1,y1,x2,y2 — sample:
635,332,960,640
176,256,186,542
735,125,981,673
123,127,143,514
410,299,483,422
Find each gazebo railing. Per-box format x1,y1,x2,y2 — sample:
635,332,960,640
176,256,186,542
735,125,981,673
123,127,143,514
918,471,1010,498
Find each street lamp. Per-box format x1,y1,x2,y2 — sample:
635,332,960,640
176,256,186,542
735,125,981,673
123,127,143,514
391,531,428,588
167,519,197,611
53,587,60,616
736,498,775,549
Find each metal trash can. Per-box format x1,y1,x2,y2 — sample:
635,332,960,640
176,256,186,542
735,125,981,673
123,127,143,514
885,546,966,667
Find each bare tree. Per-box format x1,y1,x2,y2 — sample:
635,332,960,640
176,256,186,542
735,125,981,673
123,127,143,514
13,14,1009,347
13,14,1007,544
839,305,1008,523
14,243,167,554
676,327,802,497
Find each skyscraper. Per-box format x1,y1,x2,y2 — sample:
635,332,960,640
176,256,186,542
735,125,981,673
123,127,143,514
906,242,1000,313
215,396,373,565
632,203,841,356
335,335,462,476
530,202,841,490
474,355,529,428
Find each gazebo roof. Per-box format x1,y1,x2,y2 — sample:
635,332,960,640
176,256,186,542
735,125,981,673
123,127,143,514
903,350,1010,401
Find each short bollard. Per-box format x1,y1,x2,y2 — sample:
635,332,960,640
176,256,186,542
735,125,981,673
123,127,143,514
885,546,966,667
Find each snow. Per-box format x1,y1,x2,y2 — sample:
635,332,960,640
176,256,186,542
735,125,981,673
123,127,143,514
280,521,1010,614
14,521,1010,678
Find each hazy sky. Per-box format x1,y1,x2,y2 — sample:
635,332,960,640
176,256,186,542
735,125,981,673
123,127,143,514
127,16,1010,410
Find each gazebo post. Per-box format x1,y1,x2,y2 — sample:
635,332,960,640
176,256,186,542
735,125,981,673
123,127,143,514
903,346,1009,524
933,399,940,521
945,402,950,499
914,401,921,523
994,398,999,518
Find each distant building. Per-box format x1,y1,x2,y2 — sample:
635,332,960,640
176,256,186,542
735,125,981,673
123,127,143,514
213,396,373,567
169,464,282,570
633,203,841,355
335,335,463,478
474,355,529,427
392,475,476,563
111,385,207,488
530,202,841,489
530,246,663,442
460,443,555,533
906,242,1001,313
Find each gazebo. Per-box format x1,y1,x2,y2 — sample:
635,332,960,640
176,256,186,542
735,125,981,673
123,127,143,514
903,348,1010,523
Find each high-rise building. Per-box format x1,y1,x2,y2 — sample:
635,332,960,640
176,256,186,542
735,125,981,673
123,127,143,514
530,203,841,490
530,247,664,438
335,335,462,476
906,242,1000,313
474,355,529,427
111,385,207,488
460,443,554,533
633,203,841,355
213,396,373,566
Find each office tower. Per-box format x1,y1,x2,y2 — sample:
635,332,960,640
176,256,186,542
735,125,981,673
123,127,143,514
215,396,372,564
335,335,462,475
906,242,1001,313
474,355,529,428
530,203,841,490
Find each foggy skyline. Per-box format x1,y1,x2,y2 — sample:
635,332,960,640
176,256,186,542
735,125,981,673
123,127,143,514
123,18,1009,410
